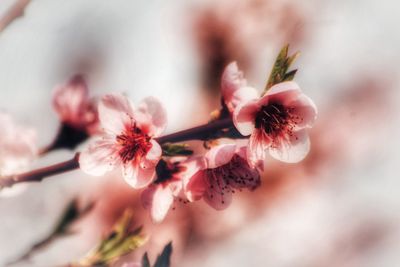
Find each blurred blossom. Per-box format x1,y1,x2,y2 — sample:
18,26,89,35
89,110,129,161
122,262,141,267
79,94,166,189
221,61,258,114
234,81,317,164
52,74,98,134
141,157,203,223
0,111,37,197
44,74,101,152
185,144,261,210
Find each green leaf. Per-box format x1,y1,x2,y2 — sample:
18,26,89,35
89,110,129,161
142,253,151,267
154,242,173,267
265,44,300,94
77,209,147,266
162,143,193,157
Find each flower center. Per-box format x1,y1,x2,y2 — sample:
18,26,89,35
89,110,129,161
116,125,152,164
154,160,185,184
254,103,300,138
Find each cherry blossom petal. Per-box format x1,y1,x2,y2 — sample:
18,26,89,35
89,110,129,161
203,174,232,210
247,130,271,166
0,113,37,191
52,75,88,124
269,129,310,163
122,263,141,267
185,170,207,202
141,184,173,222
289,94,318,129
135,97,167,137
182,156,205,181
181,156,206,193
123,162,156,189
98,93,134,135
228,155,261,190
233,101,258,136
221,62,247,101
142,140,162,167
259,81,301,106
168,179,184,197
79,136,119,176
237,145,264,172
205,144,236,169
227,86,259,113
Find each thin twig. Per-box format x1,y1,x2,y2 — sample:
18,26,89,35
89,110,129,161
0,0,31,32
0,153,80,189
0,118,238,189
155,118,234,143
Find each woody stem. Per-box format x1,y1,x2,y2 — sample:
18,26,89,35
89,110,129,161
0,118,238,189
0,153,80,188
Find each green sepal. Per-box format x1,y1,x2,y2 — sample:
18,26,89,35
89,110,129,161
142,253,151,267
264,44,300,93
77,209,147,266
154,242,173,267
162,143,193,157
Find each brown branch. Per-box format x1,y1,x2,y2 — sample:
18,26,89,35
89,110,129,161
155,118,234,143
0,0,31,32
0,118,240,189
0,153,80,189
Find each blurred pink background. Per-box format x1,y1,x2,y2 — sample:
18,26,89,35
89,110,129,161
0,0,399,266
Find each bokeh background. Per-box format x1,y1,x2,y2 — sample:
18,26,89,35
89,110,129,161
0,0,400,266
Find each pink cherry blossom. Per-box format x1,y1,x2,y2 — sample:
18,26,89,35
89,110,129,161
141,157,203,222
233,81,317,163
122,262,141,267
221,62,258,113
79,93,167,188
52,75,99,134
185,144,261,210
0,112,37,197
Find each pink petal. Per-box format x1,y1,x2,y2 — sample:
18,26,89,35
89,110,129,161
227,86,259,113
221,61,247,102
79,136,120,176
203,173,232,210
266,81,301,97
52,75,88,125
228,155,261,191
205,144,236,169
184,170,207,202
122,263,141,267
269,129,310,163
181,156,206,181
233,101,258,136
141,184,173,222
168,179,184,197
181,156,206,195
142,140,162,166
0,112,38,177
98,93,134,135
123,161,156,189
247,130,271,167
288,94,318,129
237,145,264,172
135,97,167,137
259,81,301,106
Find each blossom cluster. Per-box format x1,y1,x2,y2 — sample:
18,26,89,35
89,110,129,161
75,61,317,222
0,49,316,223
